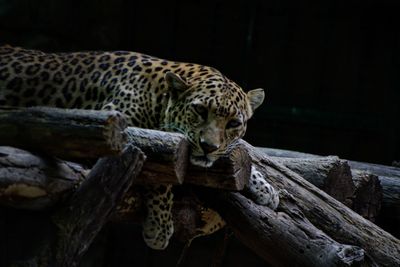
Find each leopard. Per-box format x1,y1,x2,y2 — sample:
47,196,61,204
0,45,279,250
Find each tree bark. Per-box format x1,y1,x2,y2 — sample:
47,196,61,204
270,156,355,207
231,141,400,266
49,145,145,267
258,147,400,180
202,190,368,267
185,141,251,190
260,146,399,236
1,125,399,266
351,170,382,222
125,127,189,185
0,146,87,210
0,107,128,161
376,175,400,238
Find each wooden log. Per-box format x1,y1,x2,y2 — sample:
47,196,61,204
2,145,145,267
230,140,400,266
270,156,355,207
258,147,400,180
49,145,145,267
0,146,87,210
351,170,382,222
125,129,252,189
260,146,400,236
0,107,128,161
185,141,251,191
125,127,189,185
200,190,368,267
0,131,247,215
0,105,247,189
112,141,400,265
271,156,383,221
376,175,400,238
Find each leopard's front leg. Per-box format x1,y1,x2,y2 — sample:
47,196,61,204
142,184,174,250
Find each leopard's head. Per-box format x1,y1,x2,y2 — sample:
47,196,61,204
163,71,264,168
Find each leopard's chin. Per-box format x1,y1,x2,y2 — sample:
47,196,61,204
190,155,215,168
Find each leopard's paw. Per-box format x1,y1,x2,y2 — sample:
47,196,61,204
247,166,279,210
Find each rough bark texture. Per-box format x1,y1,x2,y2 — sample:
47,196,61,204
202,190,368,267
1,120,399,266
351,170,383,222
125,127,189,185
243,141,400,266
51,145,145,267
0,146,87,210
376,175,400,238
260,146,399,237
1,145,145,267
0,107,128,161
270,156,355,207
185,141,251,191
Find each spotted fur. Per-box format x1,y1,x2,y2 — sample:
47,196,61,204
0,45,279,249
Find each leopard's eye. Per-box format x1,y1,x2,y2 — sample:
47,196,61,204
193,103,208,120
226,119,241,129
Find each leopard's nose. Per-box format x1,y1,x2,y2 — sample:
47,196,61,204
200,139,220,154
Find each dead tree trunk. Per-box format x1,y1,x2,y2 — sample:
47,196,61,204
221,141,399,266
11,145,146,267
0,146,87,210
0,107,128,161
260,147,399,236
125,127,189,185
0,107,399,266
270,156,355,207
202,190,368,267
351,170,382,222
271,156,383,221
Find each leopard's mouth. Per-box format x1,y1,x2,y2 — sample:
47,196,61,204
190,155,215,168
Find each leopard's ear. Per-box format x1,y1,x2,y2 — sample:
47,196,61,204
165,72,189,92
247,88,265,112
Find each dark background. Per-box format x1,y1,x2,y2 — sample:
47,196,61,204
1,1,399,266
1,0,399,165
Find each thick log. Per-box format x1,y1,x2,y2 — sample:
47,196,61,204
0,107,128,161
2,145,145,267
0,106,247,189
126,128,252,189
0,146,87,210
271,156,383,221
258,147,400,180
201,190,368,267
112,141,400,265
270,156,355,207
185,141,251,191
260,147,399,236
376,175,400,238
125,127,189,185
0,133,247,214
233,141,400,266
351,170,382,222
49,145,145,267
